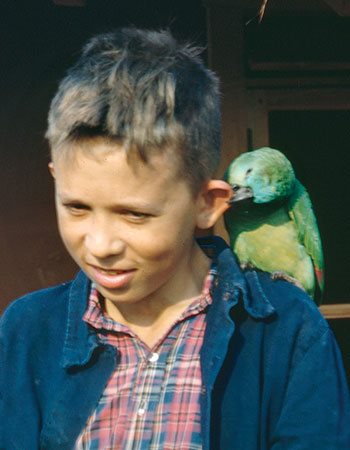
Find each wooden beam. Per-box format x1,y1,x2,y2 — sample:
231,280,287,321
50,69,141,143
319,304,350,319
248,61,350,72
323,0,350,16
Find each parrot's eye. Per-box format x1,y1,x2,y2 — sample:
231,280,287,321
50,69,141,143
232,184,240,192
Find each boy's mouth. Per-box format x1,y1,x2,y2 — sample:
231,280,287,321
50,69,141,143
98,268,130,275
88,265,136,289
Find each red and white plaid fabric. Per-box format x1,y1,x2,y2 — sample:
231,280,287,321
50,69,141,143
74,267,216,450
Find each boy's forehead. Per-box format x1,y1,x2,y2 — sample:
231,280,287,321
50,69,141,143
52,137,184,180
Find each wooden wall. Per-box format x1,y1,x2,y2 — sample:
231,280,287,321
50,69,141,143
0,0,206,311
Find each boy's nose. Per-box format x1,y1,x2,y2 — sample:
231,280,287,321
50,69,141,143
84,229,125,259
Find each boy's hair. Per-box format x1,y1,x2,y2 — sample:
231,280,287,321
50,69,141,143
46,28,221,191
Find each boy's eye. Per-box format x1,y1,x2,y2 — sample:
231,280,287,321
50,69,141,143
123,210,151,222
63,203,89,215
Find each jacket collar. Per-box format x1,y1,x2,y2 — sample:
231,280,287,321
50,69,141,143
61,271,98,369
198,235,276,319
61,235,275,369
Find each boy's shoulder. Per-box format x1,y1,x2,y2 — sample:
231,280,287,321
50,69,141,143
0,274,83,334
204,235,327,334
253,269,323,317
1,272,94,374
243,268,330,344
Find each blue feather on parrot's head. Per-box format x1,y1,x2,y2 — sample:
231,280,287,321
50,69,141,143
224,147,296,204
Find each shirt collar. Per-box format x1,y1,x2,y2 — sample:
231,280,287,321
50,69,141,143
83,264,217,334
61,236,275,369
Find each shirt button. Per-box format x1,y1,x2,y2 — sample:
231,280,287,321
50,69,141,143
137,407,145,416
148,352,159,363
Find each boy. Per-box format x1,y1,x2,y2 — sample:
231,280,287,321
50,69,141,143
1,28,349,449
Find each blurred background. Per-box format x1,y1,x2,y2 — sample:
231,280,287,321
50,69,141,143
1,0,349,377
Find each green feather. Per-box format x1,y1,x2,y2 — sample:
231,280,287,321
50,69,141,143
287,180,325,293
224,147,324,302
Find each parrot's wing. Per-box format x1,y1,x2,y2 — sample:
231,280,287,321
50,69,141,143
287,180,325,294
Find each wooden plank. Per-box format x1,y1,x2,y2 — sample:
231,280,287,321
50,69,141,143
323,0,350,16
319,304,350,319
248,61,350,72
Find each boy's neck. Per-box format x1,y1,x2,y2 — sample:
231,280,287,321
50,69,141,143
103,243,211,348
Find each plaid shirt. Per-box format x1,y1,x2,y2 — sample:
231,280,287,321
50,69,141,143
74,267,216,450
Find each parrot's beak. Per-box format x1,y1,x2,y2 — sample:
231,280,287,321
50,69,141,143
228,185,254,204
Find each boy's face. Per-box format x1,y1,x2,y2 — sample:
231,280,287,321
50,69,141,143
50,139,221,314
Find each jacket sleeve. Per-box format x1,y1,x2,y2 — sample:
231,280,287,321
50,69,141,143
271,327,350,449
0,302,42,450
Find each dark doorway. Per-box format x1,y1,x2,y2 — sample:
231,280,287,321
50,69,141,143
269,110,350,303
269,110,350,382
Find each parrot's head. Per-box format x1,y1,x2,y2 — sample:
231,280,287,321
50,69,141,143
224,147,296,204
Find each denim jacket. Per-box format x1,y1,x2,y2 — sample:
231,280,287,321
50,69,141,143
1,236,350,449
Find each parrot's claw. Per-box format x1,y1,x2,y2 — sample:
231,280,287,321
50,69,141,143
271,272,305,291
240,262,255,271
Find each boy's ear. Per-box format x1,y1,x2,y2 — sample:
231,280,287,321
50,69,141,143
196,180,233,229
48,162,55,178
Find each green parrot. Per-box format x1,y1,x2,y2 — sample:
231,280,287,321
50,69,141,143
223,147,324,302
